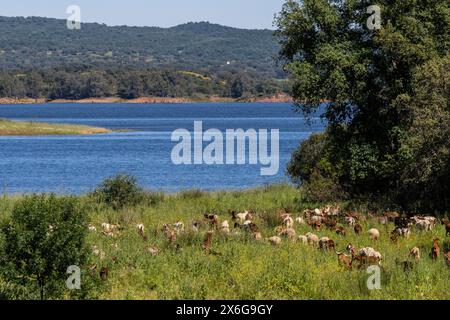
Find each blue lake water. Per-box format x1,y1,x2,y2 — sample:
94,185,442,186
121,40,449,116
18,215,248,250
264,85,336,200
0,103,325,194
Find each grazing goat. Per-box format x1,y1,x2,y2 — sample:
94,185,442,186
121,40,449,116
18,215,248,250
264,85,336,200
442,218,450,237
162,224,177,243
344,216,356,226
220,220,230,234
396,259,414,272
306,233,319,246
283,215,294,229
430,238,440,260
337,252,352,269
346,243,357,257
204,214,219,229
309,220,322,232
92,246,105,260
444,251,450,267
278,228,296,240
335,226,346,236
354,223,363,235
88,225,97,232
202,231,214,254
173,221,185,234
136,224,147,241
392,227,411,240
268,236,282,246
231,211,251,224
298,235,308,244
146,246,159,256
409,247,421,261
100,267,109,281
319,237,335,251
354,247,382,268
295,217,306,225
368,228,380,241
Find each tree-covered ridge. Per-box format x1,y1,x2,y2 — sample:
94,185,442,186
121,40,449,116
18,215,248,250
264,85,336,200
279,0,450,212
0,67,288,100
0,16,281,77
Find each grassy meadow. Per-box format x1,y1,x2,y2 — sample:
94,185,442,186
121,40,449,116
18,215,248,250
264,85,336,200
0,119,111,136
0,184,449,300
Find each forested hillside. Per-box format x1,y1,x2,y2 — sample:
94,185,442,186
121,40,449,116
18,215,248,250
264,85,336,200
0,16,286,101
0,16,280,77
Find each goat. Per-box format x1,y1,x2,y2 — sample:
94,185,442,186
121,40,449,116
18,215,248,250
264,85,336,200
409,247,421,261
173,221,185,234
430,238,440,260
392,227,411,240
295,217,306,225
354,247,382,268
308,220,322,232
368,228,380,241
335,226,346,236
162,224,177,243
145,246,159,256
444,250,450,267
319,237,335,251
100,267,109,281
136,224,147,241
395,259,414,272
442,218,450,237
283,215,294,229
298,235,308,244
204,214,219,229
220,220,230,234
306,232,319,246
202,231,214,254
344,216,356,227
88,225,97,232
268,236,282,246
337,252,352,269
278,228,296,240
231,211,251,224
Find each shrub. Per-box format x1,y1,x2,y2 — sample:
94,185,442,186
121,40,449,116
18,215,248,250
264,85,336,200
94,174,144,210
0,194,89,300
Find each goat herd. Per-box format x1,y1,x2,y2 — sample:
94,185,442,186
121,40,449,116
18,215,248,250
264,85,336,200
89,207,450,281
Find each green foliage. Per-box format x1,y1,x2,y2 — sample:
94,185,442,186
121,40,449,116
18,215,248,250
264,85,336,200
0,17,279,77
277,0,450,212
94,175,144,210
0,194,89,300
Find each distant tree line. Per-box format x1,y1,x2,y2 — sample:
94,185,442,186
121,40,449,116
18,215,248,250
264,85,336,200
0,67,288,100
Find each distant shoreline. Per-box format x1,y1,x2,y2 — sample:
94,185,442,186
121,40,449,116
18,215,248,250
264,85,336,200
0,94,293,105
0,119,112,136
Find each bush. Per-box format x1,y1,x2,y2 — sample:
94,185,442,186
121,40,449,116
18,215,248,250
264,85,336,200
94,174,144,210
0,194,89,300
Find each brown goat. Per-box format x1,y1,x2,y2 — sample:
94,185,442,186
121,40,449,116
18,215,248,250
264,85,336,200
430,238,440,260
100,267,109,281
442,218,450,237
309,220,322,231
202,231,214,255
204,213,219,229
336,226,347,237
444,251,450,267
337,252,352,269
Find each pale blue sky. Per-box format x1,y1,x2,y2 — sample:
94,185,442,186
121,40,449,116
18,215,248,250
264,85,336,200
0,0,285,29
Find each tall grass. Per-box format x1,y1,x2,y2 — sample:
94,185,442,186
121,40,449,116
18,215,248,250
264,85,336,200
1,184,449,300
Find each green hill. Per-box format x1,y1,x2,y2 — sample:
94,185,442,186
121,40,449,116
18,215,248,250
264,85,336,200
0,16,281,77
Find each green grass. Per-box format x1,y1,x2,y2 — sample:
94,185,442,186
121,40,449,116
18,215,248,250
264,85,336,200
0,119,111,136
1,184,449,300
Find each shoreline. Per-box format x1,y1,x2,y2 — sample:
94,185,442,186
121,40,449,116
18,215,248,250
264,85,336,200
0,119,112,136
0,94,293,105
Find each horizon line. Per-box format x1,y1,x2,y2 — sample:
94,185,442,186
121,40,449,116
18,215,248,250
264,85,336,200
0,15,277,31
